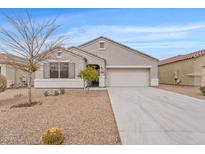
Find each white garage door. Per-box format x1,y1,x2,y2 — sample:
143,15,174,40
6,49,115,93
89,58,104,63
106,68,149,87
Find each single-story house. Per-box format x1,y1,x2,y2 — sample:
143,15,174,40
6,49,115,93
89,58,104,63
34,36,159,88
159,49,205,86
0,53,32,88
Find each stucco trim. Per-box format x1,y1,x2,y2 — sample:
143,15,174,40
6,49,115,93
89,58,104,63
150,78,159,86
186,73,202,77
34,79,84,88
106,65,152,69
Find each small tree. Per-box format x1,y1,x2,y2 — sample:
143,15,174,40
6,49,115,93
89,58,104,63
78,66,99,93
0,10,67,104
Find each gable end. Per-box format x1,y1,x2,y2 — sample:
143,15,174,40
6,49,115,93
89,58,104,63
79,36,159,62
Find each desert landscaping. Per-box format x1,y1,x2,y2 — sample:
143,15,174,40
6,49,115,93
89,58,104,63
158,84,205,101
0,88,121,145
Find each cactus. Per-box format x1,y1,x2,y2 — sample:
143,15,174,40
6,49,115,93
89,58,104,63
60,88,65,95
0,75,7,92
41,128,64,145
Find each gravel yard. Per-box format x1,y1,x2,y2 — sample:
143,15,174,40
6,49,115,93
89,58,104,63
157,84,205,101
0,88,121,145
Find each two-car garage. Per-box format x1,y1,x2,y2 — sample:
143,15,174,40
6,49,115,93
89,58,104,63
106,67,150,87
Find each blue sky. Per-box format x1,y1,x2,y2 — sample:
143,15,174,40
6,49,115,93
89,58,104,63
1,8,205,60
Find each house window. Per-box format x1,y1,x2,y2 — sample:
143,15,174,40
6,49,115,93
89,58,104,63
49,62,74,79
99,42,105,49
57,52,62,57
60,63,69,78
50,63,59,78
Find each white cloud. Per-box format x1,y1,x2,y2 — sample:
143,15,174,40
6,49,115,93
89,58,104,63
67,23,205,35
63,22,205,46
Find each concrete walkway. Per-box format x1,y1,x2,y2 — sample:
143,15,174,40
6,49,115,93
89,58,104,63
108,87,205,144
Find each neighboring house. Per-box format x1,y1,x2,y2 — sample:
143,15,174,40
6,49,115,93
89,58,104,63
0,53,32,88
159,49,205,86
34,36,159,88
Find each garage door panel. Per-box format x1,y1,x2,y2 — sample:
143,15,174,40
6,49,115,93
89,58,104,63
106,69,149,87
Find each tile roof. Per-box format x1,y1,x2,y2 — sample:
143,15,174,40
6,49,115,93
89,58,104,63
159,49,205,66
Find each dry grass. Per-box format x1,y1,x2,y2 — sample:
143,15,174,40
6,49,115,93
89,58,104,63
0,88,121,145
157,84,205,101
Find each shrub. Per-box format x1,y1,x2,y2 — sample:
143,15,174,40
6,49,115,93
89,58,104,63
41,128,64,145
14,93,23,97
54,90,59,96
200,86,205,95
60,88,65,95
0,75,7,92
43,91,48,97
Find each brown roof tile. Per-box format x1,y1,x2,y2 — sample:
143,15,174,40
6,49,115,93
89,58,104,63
159,49,205,66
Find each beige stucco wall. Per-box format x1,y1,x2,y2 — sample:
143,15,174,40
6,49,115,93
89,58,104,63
35,48,85,79
15,69,34,86
0,64,16,87
159,55,205,86
35,47,106,79
34,48,107,88
158,56,205,86
70,47,106,74
194,55,205,86
202,66,205,86
79,37,158,79
5,65,16,87
0,64,30,88
159,59,195,86
0,64,6,76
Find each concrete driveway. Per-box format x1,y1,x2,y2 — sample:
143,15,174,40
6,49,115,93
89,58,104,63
108,87,205,144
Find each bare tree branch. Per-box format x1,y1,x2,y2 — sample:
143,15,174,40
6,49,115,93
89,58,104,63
0,10,69,104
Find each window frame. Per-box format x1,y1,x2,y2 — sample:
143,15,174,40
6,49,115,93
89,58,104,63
50,62,59,78
60,62,69,78
49,62,75,79
56,51,62,58
99,41,105,50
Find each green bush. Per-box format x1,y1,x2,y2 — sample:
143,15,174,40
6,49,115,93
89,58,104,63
14,93,23,97
60,88,65,95
43,91,49,97
200,86,205,95
41,128,64,145
54,90,59,96
0,75,7,92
